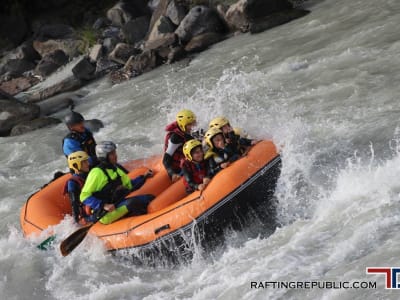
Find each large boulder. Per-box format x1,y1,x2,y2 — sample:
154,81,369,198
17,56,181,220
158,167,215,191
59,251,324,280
108,43,141,64
184,32,225,53
146,0,171,39
35,50,69,77
0,59,36,78
34,24,76,41
9,117,61,136
0,99,40,136
124,50,158,75
13,41,41,62
144,33,177,59
102,36,122,54
0,77,40,96
107,0,151,27
166,0,188,26
72,57,96,81
33,39,83,58
95,58,121,76
147,16,176,42
175,6,227,43
225,0,293,32
17,76,83,103
122,16,151,45
36,92,75,115
89,44,104,62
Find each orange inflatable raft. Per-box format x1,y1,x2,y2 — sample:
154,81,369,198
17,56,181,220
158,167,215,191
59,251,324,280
20,141,281,257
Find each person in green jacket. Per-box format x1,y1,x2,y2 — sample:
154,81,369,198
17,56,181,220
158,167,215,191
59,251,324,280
80,141,154,224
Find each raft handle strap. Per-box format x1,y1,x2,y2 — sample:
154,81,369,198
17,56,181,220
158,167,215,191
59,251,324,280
154,224,170,235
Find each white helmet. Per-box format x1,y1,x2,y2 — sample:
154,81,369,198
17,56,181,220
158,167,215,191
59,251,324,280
96,141,117,160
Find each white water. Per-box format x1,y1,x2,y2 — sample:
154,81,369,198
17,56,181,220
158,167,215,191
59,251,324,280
2,0,400,298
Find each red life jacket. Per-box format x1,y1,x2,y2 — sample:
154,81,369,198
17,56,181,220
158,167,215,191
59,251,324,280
182,160,208,190
63,175,85,194
164,121,188,172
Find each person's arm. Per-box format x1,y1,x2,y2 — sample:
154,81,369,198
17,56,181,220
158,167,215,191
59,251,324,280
80,168,106,211
238,137,253,147
208,157,222,176
163,153,177,178
163,134,183,178
224,145,240,162
67,180,81,223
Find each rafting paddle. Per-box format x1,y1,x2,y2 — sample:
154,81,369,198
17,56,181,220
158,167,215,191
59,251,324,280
59,210,107,256
60,170,154,256
37,235,56,250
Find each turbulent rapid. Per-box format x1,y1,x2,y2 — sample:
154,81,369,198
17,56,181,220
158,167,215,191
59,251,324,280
2,0,400,299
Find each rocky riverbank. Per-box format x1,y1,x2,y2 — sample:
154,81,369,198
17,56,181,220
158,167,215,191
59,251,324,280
0,0,310,137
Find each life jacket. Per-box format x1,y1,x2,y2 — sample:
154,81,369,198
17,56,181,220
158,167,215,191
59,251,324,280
164,121,191,172
62,129,96,158
182,160,208,190
91,164,130,204
63,175,91,224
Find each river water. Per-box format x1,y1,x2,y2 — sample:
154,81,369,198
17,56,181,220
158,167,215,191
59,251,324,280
2,0,400,299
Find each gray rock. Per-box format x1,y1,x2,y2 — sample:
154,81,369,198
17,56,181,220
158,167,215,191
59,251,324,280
0,76,39,96
0,99,40,136
93,17,111,30
122,16,150,44
147,0,171,39
175,6,227,43
166,0,188,26
95,58,122,76
225,0,293,32
145,33,177,50
144,33,177,59
147,16,176,42
35,50,69,77
32,39,83,58
184,32,225,53
17,76,83,103
36,92,75,115
72,57,96,81
124,50,158,75
89,44,104,62
15,41,41,62
10,117,61,136
108,43,141,64
107,0,150,27
167,46,186,64
35,24,75,41
148,0,160,12
0,59,36,78
103,37,122,53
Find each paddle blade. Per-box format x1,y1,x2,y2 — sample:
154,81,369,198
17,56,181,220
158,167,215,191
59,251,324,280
37,235,56,250
60,224,93,256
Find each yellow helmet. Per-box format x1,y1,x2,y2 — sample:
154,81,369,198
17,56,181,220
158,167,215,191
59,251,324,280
67,151,89,173
204,127,223,149
183,139,202,161
209,116,230,129
176,109,196,132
